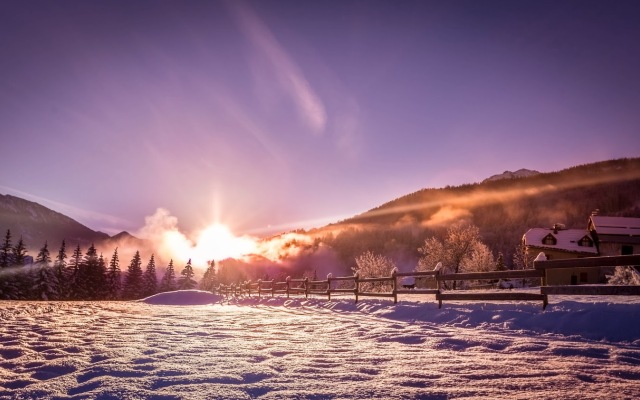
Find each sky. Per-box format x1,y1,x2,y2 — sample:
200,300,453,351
1,0,639,238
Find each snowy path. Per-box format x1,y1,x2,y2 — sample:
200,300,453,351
1,295,640,399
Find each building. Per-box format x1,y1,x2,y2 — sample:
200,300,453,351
523,223,599,285
588,215,640,256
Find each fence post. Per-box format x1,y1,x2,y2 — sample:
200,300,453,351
391,268,398,304
327,273,332,301
258,279,262,298
272,280,275,297
304,277,309,299
435,263,443,308
286,276,291,299
354,272,359,304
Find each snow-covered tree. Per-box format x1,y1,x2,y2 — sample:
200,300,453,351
105,248,122,300
353,251,396,292
608,266,640,285
123,251,144,300
416,222,484,289
142,254,158,297
199,260,218,292
460,242,494,273
178,259,197,290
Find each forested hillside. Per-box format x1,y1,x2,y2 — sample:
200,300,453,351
306,158,640,272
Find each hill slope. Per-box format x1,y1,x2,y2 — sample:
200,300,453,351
0,194,111,250
310,158,640,270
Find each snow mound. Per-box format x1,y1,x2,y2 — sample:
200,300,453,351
139,290,223,305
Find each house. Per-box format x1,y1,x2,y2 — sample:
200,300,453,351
588,215,640,256
523,223,599,285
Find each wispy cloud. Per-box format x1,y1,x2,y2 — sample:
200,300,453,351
229,1,327,134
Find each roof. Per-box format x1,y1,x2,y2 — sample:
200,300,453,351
523,228,598,255
589,216,640,237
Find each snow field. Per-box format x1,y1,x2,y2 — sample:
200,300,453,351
0,291,639,399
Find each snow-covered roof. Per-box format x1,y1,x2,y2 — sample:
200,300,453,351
589,216,640,236
523,228,598,255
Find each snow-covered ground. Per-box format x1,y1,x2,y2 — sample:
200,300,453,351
1,290,639,399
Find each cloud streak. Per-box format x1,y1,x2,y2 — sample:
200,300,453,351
230,1,327,134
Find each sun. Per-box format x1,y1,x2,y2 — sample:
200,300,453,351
192,223,257,263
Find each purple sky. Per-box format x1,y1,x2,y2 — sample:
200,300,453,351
1,0,639,237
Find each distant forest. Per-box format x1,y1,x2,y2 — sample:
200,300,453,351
292,158,640,274
0,231,223,301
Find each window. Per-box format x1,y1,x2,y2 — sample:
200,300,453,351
542,234,557,246
580,272,588,283
578,236,593,247
621,245,633,255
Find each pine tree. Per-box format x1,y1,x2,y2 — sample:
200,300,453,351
12,237,28,267
178,258,197,290
159,259,177,292
53,240,68,299
0,229,11,268
496,252,506,271
142,254,158,297
33,242,58,300
77,244,100,300
199,260,218,292
123,251,143,300
68,245,83,299
95,253,107,300
105,248,122,300
12,237,31,299
0,229,13,299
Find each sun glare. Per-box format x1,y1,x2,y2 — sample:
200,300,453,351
192,223,257,264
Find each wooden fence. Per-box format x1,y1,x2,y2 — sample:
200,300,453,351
216,254,640,309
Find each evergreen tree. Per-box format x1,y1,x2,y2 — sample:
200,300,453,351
12,237,28,267
105,248,122,300
53,240,68,299
178,258,197,289
199,260,218,292
95,253,108,299
159,259,177,292
33,242,58,300
142,254,158,297
496,252,506,271
12,237,31,299
68,244,83,299
0,229,11,268
123,251,143,300
0,229,13,299
76,244,100,300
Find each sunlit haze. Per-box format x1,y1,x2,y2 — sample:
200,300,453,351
1,0,639,245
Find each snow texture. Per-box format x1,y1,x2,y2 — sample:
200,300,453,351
1,290,639,399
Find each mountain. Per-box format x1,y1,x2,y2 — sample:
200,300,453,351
482,168,540,183
0,194,111,251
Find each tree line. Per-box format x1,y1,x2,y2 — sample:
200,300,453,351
0,229,219,301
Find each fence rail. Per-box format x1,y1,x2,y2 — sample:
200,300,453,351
215,255,640,309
